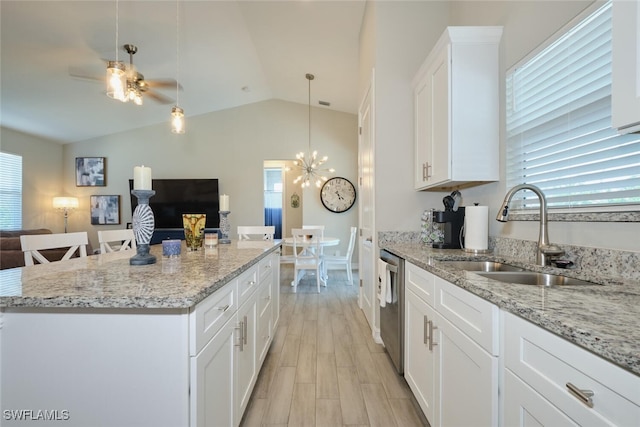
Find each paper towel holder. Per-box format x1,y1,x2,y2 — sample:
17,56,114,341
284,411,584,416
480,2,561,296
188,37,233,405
462,203,492,254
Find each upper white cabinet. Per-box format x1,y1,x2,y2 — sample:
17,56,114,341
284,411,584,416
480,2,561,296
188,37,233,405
612,0,640,133
413,27,502,190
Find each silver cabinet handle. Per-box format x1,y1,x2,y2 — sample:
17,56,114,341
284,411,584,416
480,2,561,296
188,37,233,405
215,304,230,312
235,321,244,351
243,315,248,345
423,315,429,345
428,320,438,351
566,382,594,408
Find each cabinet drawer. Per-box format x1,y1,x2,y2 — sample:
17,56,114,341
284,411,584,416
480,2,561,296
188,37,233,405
257,278,272,320
189,281,237,356
237,265,259,307
504,311,640,426
258,255,275,283
434,276,499,355
406,262,435,306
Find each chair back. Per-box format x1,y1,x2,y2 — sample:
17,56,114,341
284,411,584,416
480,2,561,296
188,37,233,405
237,226,275,241
302,225,325,237
345,226,357,260
98,229,137,254
20,232,89,266
291,228,322,264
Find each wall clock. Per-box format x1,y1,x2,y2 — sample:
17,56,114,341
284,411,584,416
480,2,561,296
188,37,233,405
320,177,356,213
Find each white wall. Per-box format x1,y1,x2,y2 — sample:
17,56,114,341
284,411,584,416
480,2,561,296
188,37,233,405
368,0,638,253
63,99,359,255
0,127,65,231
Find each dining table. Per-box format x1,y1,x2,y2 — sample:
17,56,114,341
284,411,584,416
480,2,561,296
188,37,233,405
282,236,340,285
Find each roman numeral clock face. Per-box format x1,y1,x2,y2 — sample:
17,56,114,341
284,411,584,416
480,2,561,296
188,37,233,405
320,177,356,213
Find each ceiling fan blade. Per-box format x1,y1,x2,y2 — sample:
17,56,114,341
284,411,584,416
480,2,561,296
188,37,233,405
145,90,174,105
68,70,103,83
145,79,182,90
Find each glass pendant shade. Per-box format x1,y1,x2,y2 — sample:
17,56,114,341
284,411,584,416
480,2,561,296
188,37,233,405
106,61,126,101
171,106,185,134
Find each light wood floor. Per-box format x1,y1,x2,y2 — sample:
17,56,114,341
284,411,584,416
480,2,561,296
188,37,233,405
240,265,428,427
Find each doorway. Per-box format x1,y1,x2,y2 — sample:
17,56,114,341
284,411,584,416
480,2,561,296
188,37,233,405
263,160,303,240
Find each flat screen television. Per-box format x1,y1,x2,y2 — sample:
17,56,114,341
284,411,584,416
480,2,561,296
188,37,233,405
129,179,220,229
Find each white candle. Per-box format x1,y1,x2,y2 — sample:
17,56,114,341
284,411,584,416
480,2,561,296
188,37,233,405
220,194,229,211
133,165,152,190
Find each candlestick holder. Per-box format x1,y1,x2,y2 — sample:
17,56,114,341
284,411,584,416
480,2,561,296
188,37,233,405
130,189,157,265
219,210,231,244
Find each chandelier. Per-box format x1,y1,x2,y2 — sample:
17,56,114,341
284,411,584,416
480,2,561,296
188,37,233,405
291,73,334,188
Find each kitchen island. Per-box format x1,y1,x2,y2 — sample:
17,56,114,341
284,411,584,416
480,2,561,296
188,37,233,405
0,240,281,426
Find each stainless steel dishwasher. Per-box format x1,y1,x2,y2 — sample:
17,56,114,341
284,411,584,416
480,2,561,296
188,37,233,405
379,249,405,374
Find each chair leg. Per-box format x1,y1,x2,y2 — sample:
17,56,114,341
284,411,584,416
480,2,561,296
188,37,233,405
347,264,353,285
316,269,321,293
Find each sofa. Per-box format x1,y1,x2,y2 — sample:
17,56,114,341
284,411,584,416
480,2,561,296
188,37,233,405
0,229,73,270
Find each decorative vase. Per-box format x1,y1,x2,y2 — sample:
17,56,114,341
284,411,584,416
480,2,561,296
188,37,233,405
183,213,206,251
130,189,157,265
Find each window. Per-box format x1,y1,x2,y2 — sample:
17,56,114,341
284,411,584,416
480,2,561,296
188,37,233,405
506,0,640,210
0,152,23,229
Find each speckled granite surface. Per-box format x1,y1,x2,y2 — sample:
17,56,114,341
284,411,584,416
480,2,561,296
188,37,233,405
0,241,281,309
381,241,640,377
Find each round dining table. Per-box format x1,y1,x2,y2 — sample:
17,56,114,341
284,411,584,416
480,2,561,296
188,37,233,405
282,236,340,286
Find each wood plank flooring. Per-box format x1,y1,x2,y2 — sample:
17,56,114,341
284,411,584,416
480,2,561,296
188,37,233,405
240,265,428,427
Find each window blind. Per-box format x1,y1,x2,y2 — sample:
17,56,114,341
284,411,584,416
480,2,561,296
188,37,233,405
0,152,23,230
506,1,640,209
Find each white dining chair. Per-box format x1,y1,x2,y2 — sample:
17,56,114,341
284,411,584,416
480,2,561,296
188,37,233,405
291,228,324,293
98,229,137,254
20,231,89,266
323,226,357,285
237,226,275,241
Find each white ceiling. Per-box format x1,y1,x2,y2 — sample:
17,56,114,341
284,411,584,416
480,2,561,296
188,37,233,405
0,0,366,143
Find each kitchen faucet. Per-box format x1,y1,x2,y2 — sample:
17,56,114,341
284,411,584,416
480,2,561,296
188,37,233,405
496,184,564,266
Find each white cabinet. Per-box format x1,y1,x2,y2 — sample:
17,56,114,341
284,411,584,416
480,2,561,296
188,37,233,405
612,0,640,133
413,26,502,190
404,262,498,426
190,253,280,427
503,311,640,426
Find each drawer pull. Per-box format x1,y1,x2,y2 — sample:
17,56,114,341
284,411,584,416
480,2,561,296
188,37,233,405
243,315,248,345
235,322,244,351
215,304,230,312
566,382,594,408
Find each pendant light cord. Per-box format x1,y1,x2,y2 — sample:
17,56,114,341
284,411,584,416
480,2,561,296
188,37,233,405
308,74,311,153
115,0,119,62
176,0,180,105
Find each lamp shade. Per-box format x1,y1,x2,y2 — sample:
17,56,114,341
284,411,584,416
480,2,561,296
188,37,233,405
53,197,79,210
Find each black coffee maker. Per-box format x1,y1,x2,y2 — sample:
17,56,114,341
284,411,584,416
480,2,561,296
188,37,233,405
432,191,465,249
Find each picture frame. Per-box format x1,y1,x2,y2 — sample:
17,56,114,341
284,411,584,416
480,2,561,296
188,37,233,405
90,195,120,225
76,157,105,187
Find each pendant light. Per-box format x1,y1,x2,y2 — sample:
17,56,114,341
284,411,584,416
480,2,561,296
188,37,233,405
106,0,126,101
291,73,334,187
171,0,185,134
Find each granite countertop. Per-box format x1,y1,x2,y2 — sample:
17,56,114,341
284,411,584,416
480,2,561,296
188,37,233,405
382,242,640,377
0,240,281,309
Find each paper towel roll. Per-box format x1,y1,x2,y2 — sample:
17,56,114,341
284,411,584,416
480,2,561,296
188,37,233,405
464,205,489,251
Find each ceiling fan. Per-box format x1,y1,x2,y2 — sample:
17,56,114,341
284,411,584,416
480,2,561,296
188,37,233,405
70,44,180,105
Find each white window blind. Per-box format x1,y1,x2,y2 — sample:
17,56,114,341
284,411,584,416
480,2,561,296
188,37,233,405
506,1,640,210
0,152,23,230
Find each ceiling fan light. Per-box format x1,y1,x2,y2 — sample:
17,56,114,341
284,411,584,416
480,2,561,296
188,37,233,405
106,61,126,101
171,106,185,134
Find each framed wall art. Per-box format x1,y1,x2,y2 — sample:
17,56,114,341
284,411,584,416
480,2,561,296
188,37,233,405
90,195,120,225
76,157,105,187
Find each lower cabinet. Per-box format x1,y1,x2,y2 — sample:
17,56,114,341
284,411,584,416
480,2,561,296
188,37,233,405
503,311,640,426
404,262,498,427
190,252,279,427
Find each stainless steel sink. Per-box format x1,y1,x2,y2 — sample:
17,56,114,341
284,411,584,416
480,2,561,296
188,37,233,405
441,261,525,272
474,271,599,287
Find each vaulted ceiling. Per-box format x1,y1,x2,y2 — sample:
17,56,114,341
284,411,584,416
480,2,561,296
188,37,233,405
0,1,366,143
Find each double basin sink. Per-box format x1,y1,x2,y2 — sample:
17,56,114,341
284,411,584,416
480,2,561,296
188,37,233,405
442,260,598,287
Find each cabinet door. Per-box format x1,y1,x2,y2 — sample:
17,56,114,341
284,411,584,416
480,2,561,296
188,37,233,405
235,295,257,421
612,0,640,133
504,369,579,427
414,44,450,190
404,288,437,423
271,253,280,330
435,311,498,427
191,316,236,427
256,274,273,368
